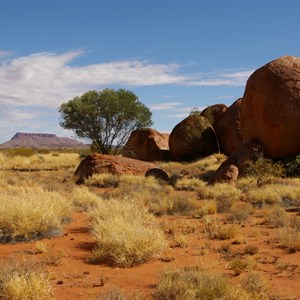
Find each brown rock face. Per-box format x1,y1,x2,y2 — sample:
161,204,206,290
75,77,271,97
208,164,239,185
201,104,228,133
122,128,170,162
169,115,219,161
209,139,259,185
74,154,156,182
217,99,244,156
241,55,300,158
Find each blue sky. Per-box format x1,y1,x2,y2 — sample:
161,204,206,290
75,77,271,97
0,0,299,143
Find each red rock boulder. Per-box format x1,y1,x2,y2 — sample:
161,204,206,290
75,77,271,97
169,114,219,161
74,154,156,183
216,99,244,156
241,55,300,158
122,128,170,162
201,104,228,134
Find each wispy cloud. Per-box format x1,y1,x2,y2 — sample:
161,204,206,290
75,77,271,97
149,102,182,111
0,50,252,109
0,50,12,57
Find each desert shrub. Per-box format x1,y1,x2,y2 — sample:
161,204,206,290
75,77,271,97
245,184,300,207
100,287,126,300
236,176,257,193
85,173,120,188
228,202,253,223
0,187,72,242
174,177,205,191
198,183,242,213
5,148,35,157
245,155,285,184
229,258,249,275
154,267,249,300
278,226,300,252
266,205,289,228
282,154,300,177
197,201,217,217
0,258,52,300
241,271,269,299
89,200,166,267
204,219,236,240
71,186,101,211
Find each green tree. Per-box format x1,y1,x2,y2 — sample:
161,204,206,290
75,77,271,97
59,89,153,154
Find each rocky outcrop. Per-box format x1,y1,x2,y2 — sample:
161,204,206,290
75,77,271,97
122,128,170,162
169,115,219,161
0,132,87,149
208,139,259,185
216,99,244,156
208,164,239,185
74,153,156,183
201,104,228,134
241,55,300,158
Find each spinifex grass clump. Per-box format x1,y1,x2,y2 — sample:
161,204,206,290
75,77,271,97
0,258,52,300
154,267,251,300
89,200,166,267
0,186,72,242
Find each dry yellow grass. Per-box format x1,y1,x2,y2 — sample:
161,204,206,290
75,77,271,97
71,186,101,211
89,199,167,267
0,186,73,242
0,152,80,170
0,257,52,300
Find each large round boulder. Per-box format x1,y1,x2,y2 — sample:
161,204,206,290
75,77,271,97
169,114,219,161
74,153,156,183
201,104,228,133
217,99,244,156
241,55,300,158
122,128,170,162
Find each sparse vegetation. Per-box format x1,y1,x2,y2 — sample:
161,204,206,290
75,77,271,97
0,258,52,300
0,186,72,242
89,200,166,267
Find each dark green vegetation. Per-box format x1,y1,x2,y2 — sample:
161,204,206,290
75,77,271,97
59,88,153,154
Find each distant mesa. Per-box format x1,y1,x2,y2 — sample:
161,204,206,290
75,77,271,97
0,132,88,149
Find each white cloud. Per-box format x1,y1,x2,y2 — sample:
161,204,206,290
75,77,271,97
149,102,182,111
0,50,252,109
0,50,12,57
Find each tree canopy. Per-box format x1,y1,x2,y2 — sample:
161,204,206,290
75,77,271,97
59,89,153,154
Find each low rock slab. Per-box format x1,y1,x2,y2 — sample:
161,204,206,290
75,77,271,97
74,153,156,183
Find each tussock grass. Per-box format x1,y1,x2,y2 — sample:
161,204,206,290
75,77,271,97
0,186,72,242
174,177,205,191
71,186,101,211
160,154,226,178
89,200,166,267
241,271,269,299
266,205,289,228
85,173,120,188
0,152,80,170
154,267,251,300
0,258,52,300
204,218,237,240
198,183,242,213
278,226,300,252
245,183,300,207
228,202,253,223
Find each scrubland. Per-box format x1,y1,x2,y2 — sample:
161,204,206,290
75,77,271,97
0,150,300,299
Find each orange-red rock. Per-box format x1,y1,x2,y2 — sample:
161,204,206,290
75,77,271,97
217,99,244,155
122,128,170,162
74,153,156,183
241,55,300,158
169,115,219,161
201,104,228,133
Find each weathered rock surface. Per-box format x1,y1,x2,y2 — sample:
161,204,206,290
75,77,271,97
169,115,219,161
217,99,244,156
209,139,259,185
241,55,300,158
208,164,239,185
145,168,170,182
122,128,170,161
0,132,87,149
74,153,156,182
201,104,228,134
